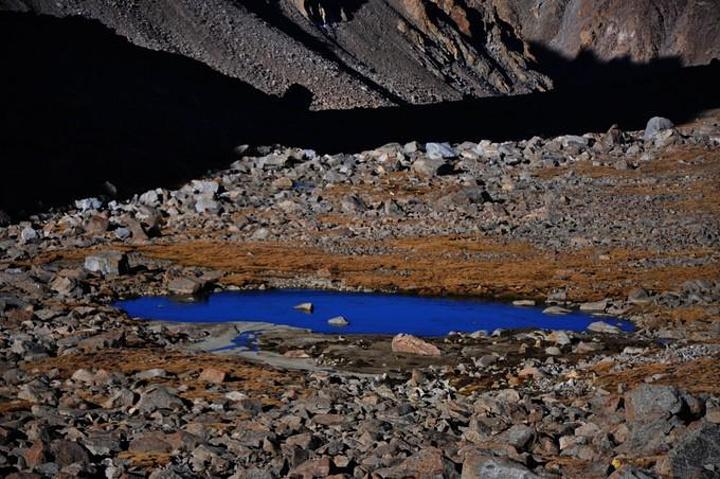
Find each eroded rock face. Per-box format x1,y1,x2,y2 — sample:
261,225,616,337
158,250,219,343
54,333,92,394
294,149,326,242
491,0,720,66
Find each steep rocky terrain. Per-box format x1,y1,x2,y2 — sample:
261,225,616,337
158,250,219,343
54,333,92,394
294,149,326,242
494,0,720,67
1,113,719,477
4,0,717,110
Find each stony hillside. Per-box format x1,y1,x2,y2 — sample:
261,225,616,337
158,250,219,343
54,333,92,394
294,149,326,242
3,0,717,110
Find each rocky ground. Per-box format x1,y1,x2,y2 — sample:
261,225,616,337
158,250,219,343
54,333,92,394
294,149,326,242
1,112,719,477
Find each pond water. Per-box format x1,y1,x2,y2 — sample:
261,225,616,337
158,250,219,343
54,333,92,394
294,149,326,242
116,289,633,336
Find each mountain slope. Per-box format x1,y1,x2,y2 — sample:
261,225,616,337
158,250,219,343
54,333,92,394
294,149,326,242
2,0,551,109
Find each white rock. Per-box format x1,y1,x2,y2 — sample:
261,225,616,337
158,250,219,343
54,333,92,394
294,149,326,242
327,316,349,327
588,321,622,334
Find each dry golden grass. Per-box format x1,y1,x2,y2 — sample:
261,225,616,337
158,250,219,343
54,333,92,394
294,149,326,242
128,237,718,303
22,348,298,400
595,356,720,395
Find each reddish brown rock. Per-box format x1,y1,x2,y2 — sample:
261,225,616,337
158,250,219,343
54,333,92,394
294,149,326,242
198,368,226,384
391,334,441,356
290,457,332,478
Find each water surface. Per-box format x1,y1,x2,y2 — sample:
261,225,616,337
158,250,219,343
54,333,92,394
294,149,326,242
116,289,632,336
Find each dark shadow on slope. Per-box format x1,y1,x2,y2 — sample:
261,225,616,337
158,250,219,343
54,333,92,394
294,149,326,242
1,12,719,218
295,44,719,152
235,0,405,105
0,12,284,216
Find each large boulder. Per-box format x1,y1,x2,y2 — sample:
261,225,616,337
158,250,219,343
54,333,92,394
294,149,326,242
391,334,441,356
624,385,683,423
411,157,453,177
643,117,674,141
668,423,720,478
462,455,539,479
84,251,129,276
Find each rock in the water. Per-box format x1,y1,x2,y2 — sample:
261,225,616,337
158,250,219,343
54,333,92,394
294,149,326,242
643,116,674,141
327,316,349,327
462,454,539,479
392,334,441,356
84,251,129,275
293,302,314,313
588,321,621,334
543,305,571,315
512,299,536,306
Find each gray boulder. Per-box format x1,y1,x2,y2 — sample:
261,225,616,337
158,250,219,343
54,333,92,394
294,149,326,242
426,142,457,159
462,455,539,479
643,117,674,141
84,251,129,276
412,157,452,177
668,423,720,478
625,385,682,423
137,386,185,413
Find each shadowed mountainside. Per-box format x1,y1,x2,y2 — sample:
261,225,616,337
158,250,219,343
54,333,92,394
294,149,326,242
1,12,719,217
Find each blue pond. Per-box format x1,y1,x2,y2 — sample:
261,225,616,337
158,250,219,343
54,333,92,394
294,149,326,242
116,289,633,336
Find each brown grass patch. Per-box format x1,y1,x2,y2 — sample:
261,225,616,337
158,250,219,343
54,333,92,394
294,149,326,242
131,237,719,303
595,356,720,395
22,348,299,400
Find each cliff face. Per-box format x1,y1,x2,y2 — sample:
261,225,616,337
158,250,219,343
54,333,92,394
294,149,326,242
493,0,720,66
1,0,718,110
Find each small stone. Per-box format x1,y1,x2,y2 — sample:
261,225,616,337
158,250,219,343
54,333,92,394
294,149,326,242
706,398,720,424
327,316,349,327
49,275,76,296
75,197,102,211
284,350,310,358
391,334,441,356
627,288,652,305
545,346,562,356
272,177,294,189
